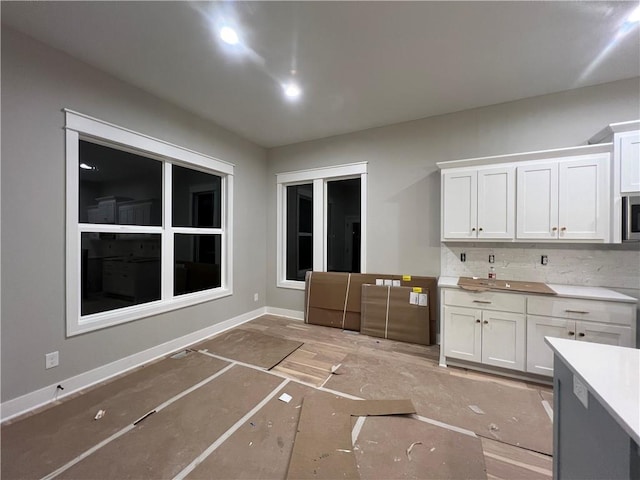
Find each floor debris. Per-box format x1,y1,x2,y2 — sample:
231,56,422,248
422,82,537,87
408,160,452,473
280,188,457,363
278,393,293,403
406,441,422,461
468,405,485,415
93,409,106,420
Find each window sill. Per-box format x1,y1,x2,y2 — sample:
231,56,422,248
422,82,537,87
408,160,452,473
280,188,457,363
277,280,306,291
68,288,232,337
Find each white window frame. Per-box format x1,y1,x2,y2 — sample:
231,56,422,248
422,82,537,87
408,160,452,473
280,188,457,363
65,109,234,336
276,162,367,290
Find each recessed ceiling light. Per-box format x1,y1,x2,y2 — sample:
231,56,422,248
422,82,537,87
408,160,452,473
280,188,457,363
283,82,302,100
628,5,640,23
220,26,239,45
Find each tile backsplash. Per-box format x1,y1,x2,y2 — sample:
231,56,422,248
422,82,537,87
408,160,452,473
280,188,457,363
441,242,640,299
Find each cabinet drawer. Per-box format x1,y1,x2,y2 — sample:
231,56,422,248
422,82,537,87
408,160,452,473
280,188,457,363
444,289,525,313
527,296,635,325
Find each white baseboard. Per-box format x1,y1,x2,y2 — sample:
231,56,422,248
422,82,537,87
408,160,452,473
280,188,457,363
264,307,304,321
1,307,268,422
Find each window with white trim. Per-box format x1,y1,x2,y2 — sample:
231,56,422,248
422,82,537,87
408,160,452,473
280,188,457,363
276,163,367,289
65,110,233,336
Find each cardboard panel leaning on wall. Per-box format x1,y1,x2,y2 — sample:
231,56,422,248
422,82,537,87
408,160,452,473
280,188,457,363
305,272,438,344
304,271,351,329
361,285,430,346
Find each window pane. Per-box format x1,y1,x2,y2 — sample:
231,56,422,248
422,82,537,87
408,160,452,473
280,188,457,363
286,184,313,281
172,165,222,228
174,234,222,295
81,233,161,316
79,141,162,225
327,178,361,273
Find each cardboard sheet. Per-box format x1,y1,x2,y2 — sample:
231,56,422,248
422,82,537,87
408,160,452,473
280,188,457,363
324,352,553,455
195,328,303,369
305,272,438,343
458,277,557,295
360,285,430,345
307,272,350,311
0,352,229,480
57,365,284,480
187,383,335,479
354,416,487,480
286,396,416,479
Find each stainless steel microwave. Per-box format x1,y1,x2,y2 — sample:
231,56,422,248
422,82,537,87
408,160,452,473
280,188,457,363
622,196,640,241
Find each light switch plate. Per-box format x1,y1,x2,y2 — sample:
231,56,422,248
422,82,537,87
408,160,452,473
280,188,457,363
573,374,588,409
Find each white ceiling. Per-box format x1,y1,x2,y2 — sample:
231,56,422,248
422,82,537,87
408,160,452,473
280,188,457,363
2,1,639,148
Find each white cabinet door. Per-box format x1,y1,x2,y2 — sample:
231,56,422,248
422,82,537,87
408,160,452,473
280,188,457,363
620,131,640,193
526,316,572,376
481,310,525,371
558,156,609,240
576,321,633,348
526,317,633,377
516,162,558,239
442,170,477,239
517,155,609,241
443,306,481,362
477,166,515,239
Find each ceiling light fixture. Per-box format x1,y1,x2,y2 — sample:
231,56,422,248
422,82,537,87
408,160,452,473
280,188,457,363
219,26,239,45
627,5,640,23
79,163,96,171
283,82,302,100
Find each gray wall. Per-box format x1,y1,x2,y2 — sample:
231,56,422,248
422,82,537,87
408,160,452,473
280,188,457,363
1,27,268,402
2,24,639,405
266,77,640,312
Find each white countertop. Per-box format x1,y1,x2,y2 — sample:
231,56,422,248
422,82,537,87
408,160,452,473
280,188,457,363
545,337,640,445
438,276,637,303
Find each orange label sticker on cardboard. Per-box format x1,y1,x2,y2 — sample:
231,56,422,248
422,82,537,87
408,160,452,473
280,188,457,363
412,287,422,293
403,275,412,281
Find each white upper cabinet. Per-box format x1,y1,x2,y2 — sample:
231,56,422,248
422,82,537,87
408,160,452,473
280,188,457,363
516,162,558,239
516,154,610,241
442,169,476,239
619,131,640,193
442,166,514,240
477,167,515,239
439,143,612,243
589,121,639,242
558,156,609,240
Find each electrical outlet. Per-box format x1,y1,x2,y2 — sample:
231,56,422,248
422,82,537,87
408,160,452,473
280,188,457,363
541,255,548,265
45,351,59,369
488,254,495,263
460,253,466,262
254,293,259,302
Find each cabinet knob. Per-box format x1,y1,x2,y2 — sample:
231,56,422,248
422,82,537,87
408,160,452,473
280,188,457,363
578,333,585,338
561,227,567,232
552,227,558,232
568,331,575,336
478,227,483,232
483,320,489,324
471,227,476,232
476,319,481,323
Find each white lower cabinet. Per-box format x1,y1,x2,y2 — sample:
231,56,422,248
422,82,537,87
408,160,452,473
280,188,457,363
443,290,526,371
526,296,634,376
441,285,636,378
